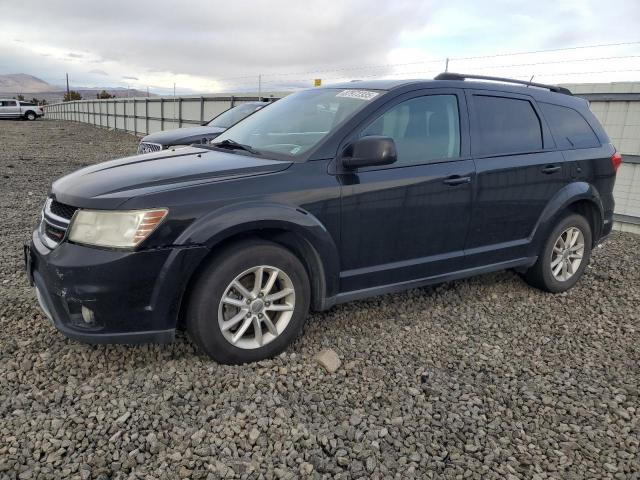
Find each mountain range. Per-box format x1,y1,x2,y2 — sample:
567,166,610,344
0,73,155,101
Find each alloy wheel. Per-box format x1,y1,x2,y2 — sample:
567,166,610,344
218,265,295,349
550,226,585,281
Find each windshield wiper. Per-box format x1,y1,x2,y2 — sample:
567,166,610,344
209,139,261,155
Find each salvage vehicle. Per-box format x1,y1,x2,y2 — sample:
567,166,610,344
26,73,620,364
0,99,44,120
137,101,270,153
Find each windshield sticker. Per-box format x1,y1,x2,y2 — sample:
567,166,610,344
336,90,380,101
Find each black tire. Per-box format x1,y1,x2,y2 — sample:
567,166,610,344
25,111,37,121
524,213,592,293
186,240,310,364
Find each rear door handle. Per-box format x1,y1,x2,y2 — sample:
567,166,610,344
541,165,561,174
443,175,471,186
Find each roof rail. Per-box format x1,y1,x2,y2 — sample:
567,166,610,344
434,72,572,96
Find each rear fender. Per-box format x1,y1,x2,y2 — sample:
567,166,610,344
529,181,604,256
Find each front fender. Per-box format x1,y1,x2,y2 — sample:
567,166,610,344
175,201,340,305
529,181,604,255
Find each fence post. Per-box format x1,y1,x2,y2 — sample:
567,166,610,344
178,97,182,128
200,97,204,124
133,99,137,135
160,98,164,131
145,98,149,135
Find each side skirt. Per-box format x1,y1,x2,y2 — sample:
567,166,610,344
327,256,537,307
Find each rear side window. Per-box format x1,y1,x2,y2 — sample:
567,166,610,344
472,95,542,156
539,103,600,149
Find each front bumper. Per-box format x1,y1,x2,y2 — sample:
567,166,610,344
27,230,208,344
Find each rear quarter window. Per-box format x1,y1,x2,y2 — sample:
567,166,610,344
539,102,600,149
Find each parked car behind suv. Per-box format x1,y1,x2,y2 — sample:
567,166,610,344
26,73,620,364
0,99,44,120
137,100,271,153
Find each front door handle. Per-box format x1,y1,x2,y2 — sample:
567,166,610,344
541,165,561,174
443,175,471,186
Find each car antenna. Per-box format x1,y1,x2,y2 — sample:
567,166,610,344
526,75,535,88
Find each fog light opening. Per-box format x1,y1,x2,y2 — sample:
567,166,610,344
81,306,96,325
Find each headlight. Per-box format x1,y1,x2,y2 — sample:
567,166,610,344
68,209,168,248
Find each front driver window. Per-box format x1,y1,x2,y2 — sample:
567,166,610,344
361,95,460,166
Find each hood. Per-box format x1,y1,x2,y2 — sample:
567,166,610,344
52,146,292,209
141,126,227,146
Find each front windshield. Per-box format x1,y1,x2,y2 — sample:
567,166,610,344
213,88,383,158
207,103,264,128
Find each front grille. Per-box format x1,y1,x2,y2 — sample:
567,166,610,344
49,200,78,220
44,223,65,242
40,198,76,249
138,142,163,154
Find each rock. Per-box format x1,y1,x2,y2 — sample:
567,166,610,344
391,417,404,426
314,349,341,373
115,411,131,424
249,428,260,442
299,462,314,475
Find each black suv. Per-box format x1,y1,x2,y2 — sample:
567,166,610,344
26,73,620,364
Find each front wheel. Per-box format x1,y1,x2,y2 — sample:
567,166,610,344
524,213,592,293
186,240,310,364
25,111,37,121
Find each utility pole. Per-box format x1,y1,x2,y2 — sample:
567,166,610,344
66,73,70,97
258,74,262,100
146,86,149,98
445,58,449,73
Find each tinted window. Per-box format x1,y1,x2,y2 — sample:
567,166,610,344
361,95,460,166
20,102,36,106
539,102,599,149
473,95,542,155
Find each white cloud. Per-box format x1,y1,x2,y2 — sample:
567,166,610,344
0,0,638,93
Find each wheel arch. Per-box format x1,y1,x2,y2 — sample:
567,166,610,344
530,181,604,255
170,203,340,329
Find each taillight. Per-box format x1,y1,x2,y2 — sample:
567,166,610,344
611,152,622,172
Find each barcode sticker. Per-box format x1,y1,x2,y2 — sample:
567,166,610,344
336,90,380,101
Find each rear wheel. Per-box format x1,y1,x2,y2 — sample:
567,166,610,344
186,240,310,364
524,213,592,292
25,111,37,121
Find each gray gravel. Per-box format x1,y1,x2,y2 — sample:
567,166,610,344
1,119,639,479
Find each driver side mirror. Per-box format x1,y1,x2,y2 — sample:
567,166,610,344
341,136,397,170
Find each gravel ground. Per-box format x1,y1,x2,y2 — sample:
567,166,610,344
1,119,639,480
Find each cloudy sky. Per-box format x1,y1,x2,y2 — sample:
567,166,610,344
1,0,639,94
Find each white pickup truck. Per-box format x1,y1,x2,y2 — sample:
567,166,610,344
0,99,44,120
